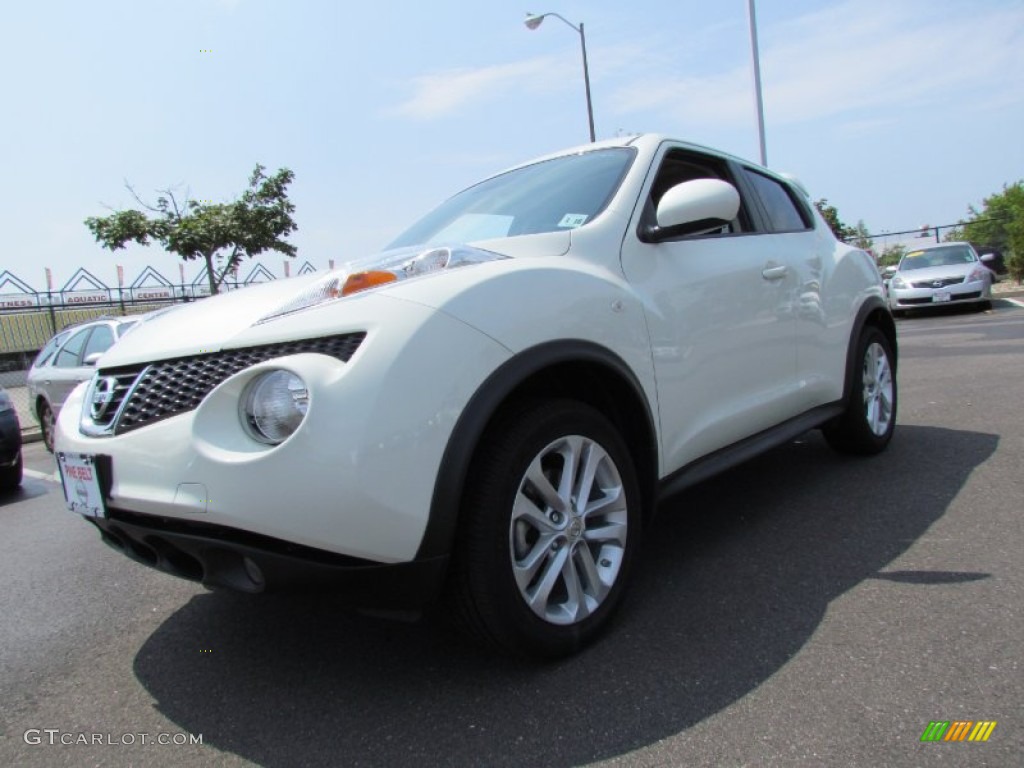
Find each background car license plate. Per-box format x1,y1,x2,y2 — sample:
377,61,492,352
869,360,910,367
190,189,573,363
933,290,951,302
58,452,106,518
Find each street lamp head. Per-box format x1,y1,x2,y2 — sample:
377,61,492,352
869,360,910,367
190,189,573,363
524,13,545,30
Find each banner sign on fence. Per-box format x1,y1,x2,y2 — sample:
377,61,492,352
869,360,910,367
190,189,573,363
0,294,39,309
61,290,109,305
130,287,174,301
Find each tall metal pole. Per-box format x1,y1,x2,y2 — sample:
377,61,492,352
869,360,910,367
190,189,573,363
747,0,767,166
579,22,596,142
525,13,596,142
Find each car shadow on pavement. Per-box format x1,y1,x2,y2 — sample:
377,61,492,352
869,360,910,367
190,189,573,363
0,477,52,508
132,424,997,768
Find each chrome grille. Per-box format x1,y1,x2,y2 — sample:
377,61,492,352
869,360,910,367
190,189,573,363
88,372,139,426
88,333,365,436
912,276,965,288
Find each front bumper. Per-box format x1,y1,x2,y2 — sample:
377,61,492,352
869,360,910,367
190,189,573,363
54,294,512,572
889,278,990,309
90,507,448,607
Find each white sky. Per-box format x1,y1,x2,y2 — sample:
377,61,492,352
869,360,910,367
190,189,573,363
2,0,1022,290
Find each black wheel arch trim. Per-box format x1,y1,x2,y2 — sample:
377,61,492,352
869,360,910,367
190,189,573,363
417,340,658,561
841,297,897,405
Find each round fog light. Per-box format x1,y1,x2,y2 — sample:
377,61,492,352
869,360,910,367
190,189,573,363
241,370,309,444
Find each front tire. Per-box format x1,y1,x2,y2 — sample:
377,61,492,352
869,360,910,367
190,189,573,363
448,399,642,658
0,454,22,493
824,326,897,455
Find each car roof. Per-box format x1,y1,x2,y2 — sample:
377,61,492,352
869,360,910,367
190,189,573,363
495,133,793,187
904,241,974,252
58,315,136,333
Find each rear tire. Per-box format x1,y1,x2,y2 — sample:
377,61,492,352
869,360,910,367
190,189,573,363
448,399,642,659
824,326,897,455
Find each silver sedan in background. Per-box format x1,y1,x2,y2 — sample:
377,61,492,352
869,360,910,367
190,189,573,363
27,316,139,451
887,242,992,316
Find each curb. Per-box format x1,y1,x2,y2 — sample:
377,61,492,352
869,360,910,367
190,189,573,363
21,428,43,445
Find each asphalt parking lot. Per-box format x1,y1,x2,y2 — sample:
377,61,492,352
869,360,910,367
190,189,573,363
1,298,1022,767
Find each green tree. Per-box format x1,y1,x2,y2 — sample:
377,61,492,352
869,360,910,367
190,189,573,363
813,199,857,241
953,181,1024,282
849,219,874,251
877,243,906,268
85,165,298,295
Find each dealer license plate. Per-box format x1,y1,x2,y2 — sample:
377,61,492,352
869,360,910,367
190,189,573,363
57,452,106,518
933,290,951,303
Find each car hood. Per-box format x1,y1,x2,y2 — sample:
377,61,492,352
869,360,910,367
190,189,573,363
896,263,976,281
97,274,330,367
97,234,573,368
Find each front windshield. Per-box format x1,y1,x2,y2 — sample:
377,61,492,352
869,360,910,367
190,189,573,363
899,245,977,271
388,147,635,249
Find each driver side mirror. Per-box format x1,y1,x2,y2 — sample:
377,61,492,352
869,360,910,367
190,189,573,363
84,352,103,366
883,265,898,277
640,179,741,243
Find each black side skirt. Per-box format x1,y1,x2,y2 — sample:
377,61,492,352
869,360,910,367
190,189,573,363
657,402,845,502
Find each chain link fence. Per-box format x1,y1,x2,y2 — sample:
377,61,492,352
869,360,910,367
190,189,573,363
1,300,175,436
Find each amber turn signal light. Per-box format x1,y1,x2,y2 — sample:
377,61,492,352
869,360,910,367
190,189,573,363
342,271,397,296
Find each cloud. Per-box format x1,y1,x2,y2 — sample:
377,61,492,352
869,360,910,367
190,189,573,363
389,56,563,120
388,40,653,122
833,117,899,140
608,0,1024,130
385,0,1023,134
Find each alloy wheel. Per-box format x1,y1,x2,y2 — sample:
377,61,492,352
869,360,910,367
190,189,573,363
509,434,628,625
862,342,894,437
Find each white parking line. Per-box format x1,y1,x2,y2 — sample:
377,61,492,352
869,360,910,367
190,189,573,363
1004,297,1024,308
23,468,60,483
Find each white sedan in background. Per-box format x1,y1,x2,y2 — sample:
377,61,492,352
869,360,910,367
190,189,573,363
55,134,896,658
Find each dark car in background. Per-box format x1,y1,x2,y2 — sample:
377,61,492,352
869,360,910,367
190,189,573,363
0,386,22,492
972,244,1008,281
27,316,140,451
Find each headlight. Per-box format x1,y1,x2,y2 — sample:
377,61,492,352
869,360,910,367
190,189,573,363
259,245,507,323
240,370,308,444
891,276,907,289
967,267,988,283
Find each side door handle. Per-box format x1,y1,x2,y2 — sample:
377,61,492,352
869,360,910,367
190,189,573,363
762,263,788,281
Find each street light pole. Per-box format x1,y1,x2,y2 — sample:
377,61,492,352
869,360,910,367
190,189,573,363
747,0,767,166
524,12,596,142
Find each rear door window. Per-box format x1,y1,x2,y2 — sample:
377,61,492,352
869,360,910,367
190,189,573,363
82,325,116,361
741,168,813,232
